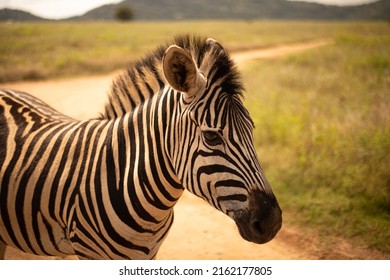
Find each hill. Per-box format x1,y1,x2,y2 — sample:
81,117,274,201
71,0,389,21
0,8,48,21
1,0,389,21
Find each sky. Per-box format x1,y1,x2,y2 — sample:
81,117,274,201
0,0,381,20
0,0,122,19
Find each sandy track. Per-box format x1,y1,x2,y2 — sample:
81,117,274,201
233,39,332,65
0,40,332,260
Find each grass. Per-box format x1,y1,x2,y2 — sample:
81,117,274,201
0,20,364,83
242,24,390,256
1,20,389,257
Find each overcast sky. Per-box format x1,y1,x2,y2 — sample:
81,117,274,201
0,0,380,20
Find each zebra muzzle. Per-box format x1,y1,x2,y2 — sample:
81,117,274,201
234,190,282,244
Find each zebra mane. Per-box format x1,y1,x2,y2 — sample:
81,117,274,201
100,34,243,119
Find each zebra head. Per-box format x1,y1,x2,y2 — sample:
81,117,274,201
162,37,282,244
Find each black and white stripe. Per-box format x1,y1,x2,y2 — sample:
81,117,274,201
0,35,281,259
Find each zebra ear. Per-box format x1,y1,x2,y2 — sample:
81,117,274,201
163,45,206,101
206,38,225,52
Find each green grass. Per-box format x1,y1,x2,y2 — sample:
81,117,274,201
242,25,390,256
0,20,369,83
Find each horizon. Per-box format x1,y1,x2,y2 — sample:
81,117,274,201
0,0,381,20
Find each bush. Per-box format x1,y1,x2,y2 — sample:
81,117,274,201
115,6,133,21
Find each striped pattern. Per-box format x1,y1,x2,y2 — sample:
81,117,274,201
0,35,281,259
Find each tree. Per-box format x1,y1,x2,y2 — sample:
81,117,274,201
115,6,133,21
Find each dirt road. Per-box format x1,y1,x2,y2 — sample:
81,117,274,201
1,40,332,260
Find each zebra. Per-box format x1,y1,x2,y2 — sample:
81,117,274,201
0,35,282,260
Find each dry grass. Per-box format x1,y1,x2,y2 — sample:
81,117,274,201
0,20,363,83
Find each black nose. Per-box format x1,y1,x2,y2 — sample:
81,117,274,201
250,199,282,242
234,190,282,244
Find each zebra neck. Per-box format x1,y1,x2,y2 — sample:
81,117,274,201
67,115,184,258
105,112,184,222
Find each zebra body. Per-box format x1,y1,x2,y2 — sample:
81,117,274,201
0,89,180,259
0,35,282,259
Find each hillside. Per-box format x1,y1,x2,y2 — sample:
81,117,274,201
0,8,48,21
71,0,389,21
1,0,389,21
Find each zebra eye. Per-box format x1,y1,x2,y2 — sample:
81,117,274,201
203,130,223,146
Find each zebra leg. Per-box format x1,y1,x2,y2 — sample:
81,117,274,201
0,241,6,260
